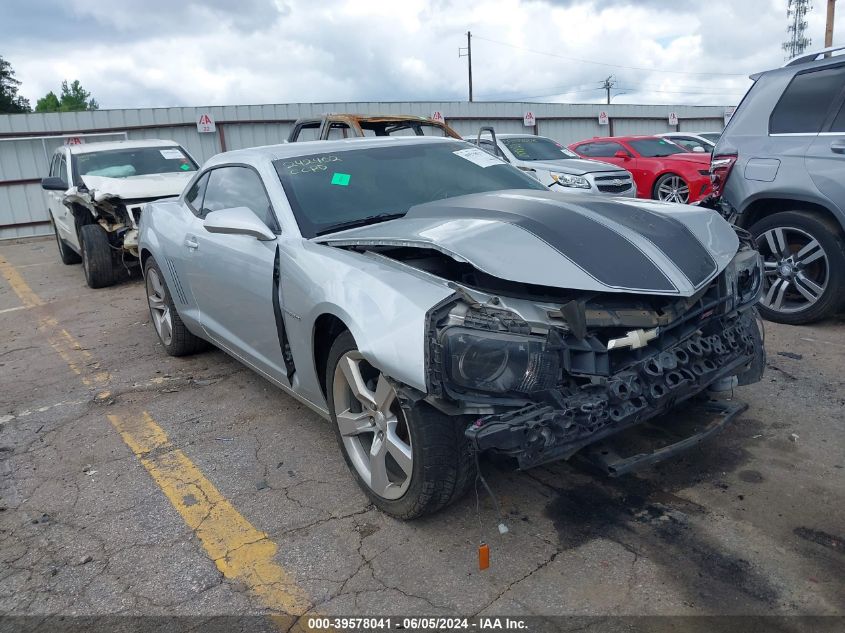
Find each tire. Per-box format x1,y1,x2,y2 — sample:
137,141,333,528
144,257,208,356
653,173,690,203
51,214,81,265
749,211,845,325
326,331,472,519
80,224,116,288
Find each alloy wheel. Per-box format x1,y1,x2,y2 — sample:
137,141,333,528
656,176,690,203
146,268,173,345
758,226,828,314
332,351,413,500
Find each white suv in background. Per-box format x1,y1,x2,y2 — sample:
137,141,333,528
466,130,636,197
41,139,198,288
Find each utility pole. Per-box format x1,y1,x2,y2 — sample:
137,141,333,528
825,0,836,48
601,75,616,104
459,31,473,102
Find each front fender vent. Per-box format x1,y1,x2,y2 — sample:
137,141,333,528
165,258,188,305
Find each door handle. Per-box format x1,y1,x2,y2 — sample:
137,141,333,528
831,140,845,155
184,238,199,250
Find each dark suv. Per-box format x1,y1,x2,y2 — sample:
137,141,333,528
712,47,845,324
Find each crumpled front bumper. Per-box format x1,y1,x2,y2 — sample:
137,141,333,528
465,311,761,470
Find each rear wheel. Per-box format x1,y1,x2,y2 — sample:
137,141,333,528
326,331,472,519
51,214,81,265
144,257,208,356
653,173,690,203
749,211,845,324
80,224,116,288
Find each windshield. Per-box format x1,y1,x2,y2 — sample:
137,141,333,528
699,132,721,143
628,138,687,158
275,141,546,238
501,137,578,161
75,146,197,178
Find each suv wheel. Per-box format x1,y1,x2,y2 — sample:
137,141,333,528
750,211,845,324
653,173,690,203
326,331,472,519
80,224,116,288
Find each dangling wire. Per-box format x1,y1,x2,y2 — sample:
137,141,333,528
474,448,508,535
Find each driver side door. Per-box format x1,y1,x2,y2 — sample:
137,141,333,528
182,165,291,385
47,152,75,247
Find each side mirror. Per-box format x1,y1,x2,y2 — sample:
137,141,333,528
614,150,630,159
691,146,706,153
41,177,68,191
203,207,276,241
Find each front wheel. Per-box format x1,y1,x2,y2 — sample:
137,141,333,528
653,173,690,203
749,211,845,325
326,331,472,519
144,257,208,356
80,224,115,288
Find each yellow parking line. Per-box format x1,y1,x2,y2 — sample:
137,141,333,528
0,254,318,627
109,412,313,619
0,255,44,308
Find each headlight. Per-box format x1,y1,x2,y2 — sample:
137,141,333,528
550,172,590,189
725,247,763,307
441,327,559,395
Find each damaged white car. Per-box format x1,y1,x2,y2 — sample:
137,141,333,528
41,139,198,288
139,137,765,519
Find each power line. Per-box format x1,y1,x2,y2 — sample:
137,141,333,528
476,82,602,100
472,34,748,77
476,79,746,102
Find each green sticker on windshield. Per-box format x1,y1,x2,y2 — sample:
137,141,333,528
331,172,351,186
180,163,191,170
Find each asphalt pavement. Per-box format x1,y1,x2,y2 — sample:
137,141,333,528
0,237,843,629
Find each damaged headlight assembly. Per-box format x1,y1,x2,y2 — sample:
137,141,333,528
441,327,560,395
550,173,590,189
725,247,764,307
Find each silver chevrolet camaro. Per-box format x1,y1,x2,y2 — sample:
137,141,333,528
138,137,765,519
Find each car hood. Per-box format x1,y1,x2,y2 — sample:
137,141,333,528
79,172,193,200
315,190,738,297
521,158,627,176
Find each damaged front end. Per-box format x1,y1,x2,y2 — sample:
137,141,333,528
64,186,170,259
425,241,765,472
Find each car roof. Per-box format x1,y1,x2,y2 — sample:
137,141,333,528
474,133,553,139
63,139,182,155
571,135,655,143
659,132,713,137
204,136,466,168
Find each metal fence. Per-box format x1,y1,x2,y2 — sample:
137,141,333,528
0,101,728,239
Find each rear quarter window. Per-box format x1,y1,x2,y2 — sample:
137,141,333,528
769,65,845,134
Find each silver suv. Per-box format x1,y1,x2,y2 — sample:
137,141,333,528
713,46,845,324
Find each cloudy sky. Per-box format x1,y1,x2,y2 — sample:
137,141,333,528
0,0,837,110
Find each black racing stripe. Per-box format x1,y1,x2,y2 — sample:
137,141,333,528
584,200,717,286
407,193,676,292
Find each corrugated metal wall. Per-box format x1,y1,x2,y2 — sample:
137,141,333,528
0,101,728,239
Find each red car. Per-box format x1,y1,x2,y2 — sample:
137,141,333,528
568,136,713,204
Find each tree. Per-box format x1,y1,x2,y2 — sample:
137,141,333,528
35,80,99,113
0,55,31,114
35,91,61,112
